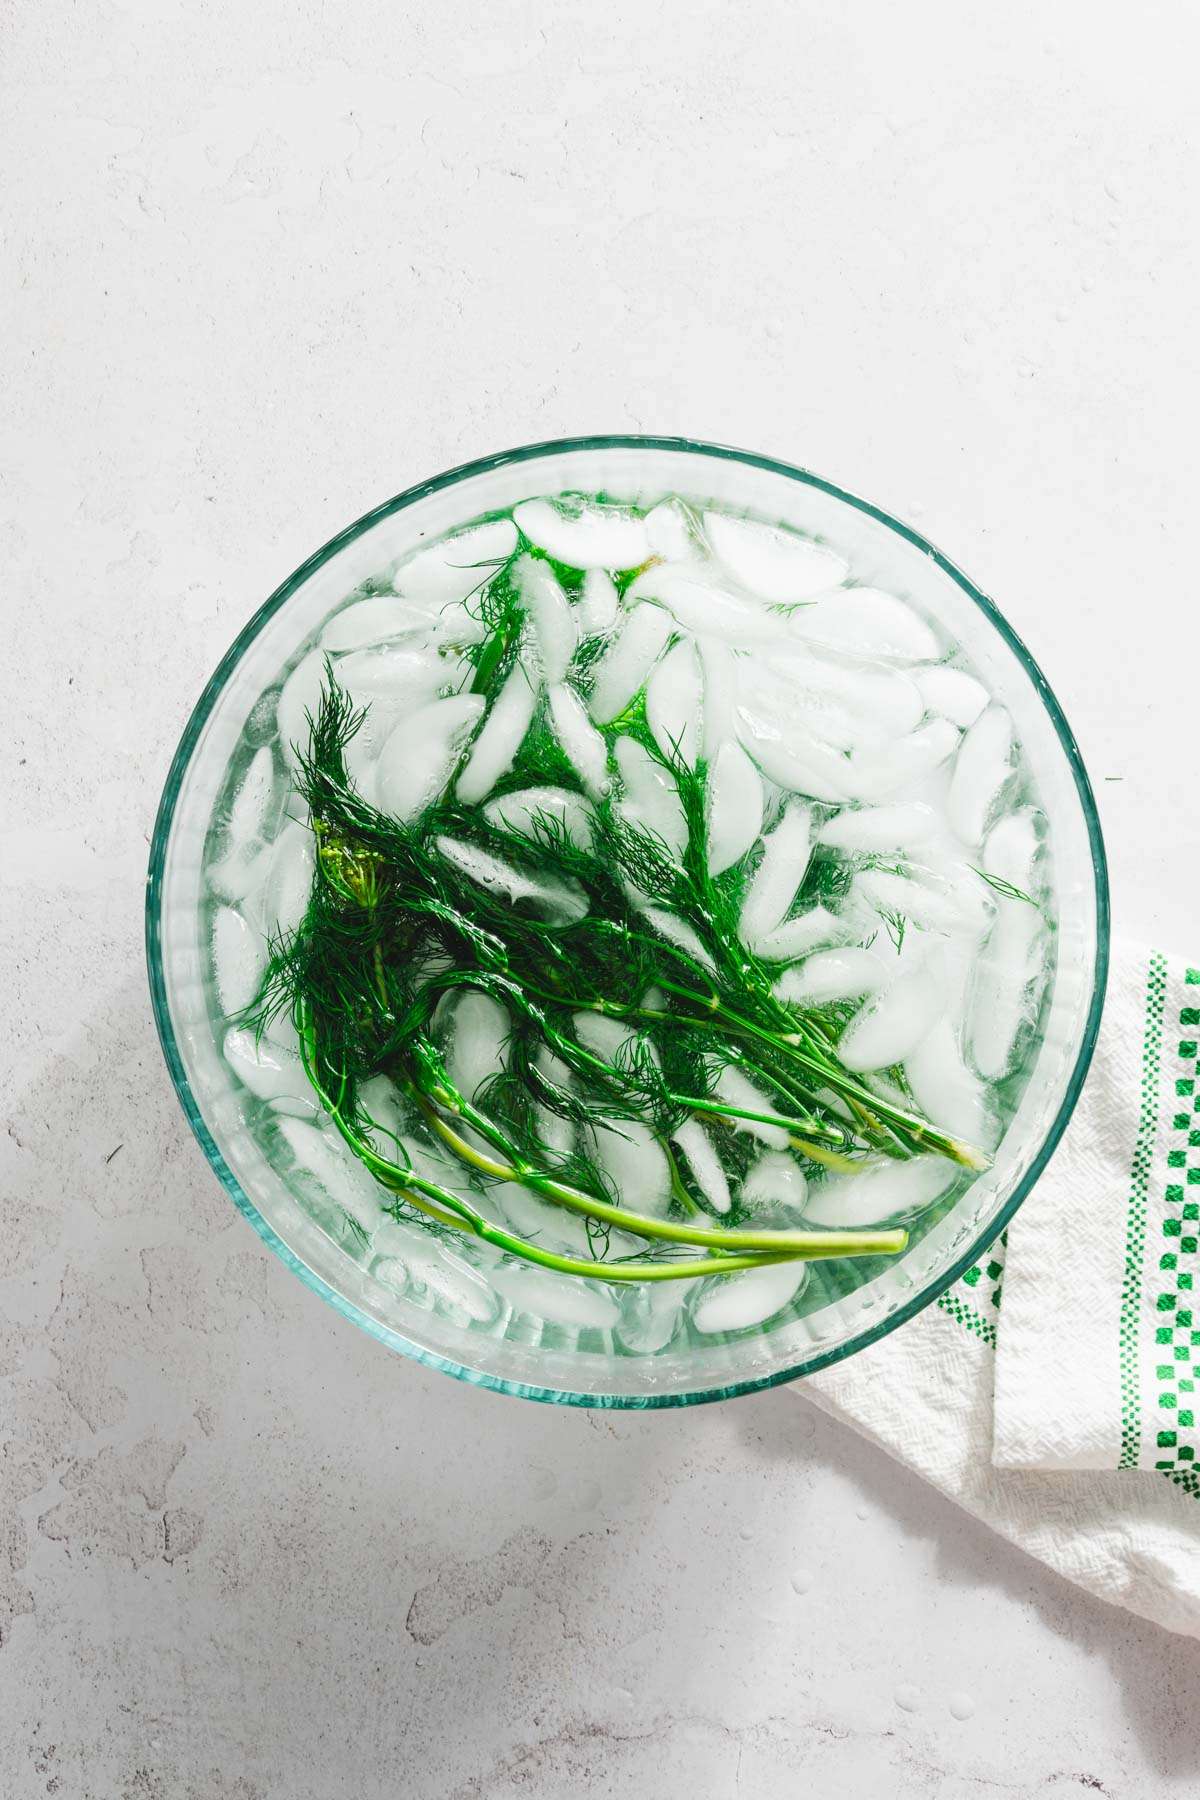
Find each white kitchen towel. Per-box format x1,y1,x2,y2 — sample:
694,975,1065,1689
799,939,1200,1641
994,942,1200,1475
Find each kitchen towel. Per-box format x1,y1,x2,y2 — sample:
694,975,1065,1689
800,939,1200,1640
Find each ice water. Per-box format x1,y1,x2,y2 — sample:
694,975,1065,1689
202,493,1054,1351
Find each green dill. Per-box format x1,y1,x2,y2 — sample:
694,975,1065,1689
879,908,908,952
971,867,1038,907
242,576,992,1284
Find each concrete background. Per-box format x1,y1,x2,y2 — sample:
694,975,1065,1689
4,1,1200,1794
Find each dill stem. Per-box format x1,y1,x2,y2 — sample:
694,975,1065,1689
663,1141,704,1218
546,981,980,1167
415,1089,907,1262
672,1092,839,1139
652,977,984,1169
314,1043,820,1281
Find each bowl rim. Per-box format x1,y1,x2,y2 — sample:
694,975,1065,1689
146,432,1110,1408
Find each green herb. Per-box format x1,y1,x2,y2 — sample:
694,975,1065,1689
971,867,1038,907
244,584,989,1284
879,908,908,952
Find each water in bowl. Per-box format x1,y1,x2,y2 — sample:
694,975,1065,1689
200,493,1052,1355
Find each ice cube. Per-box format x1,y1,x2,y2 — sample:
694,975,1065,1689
484,784,593,849
741,665,863,753
614,736,687,854
854,864,993,937
691,1263,807,1334
934,918,990,1029
646,638,703,765
516,553,576,683
227,746,277,848
358,1073,407,1156
969,921,1044,1083
263,1005,301,1056
645,498,702,562
277,1117,387,1240
712,1058,788,1144
849,718,960,802
535,1100,576,1161
816,802,940,856
616,1284,689,1354
713,1065,789,1148
257,821,315,936
837,960,945,1071
628,561,785,644
640,908,716,973
276,649,328,770
223,1025,306,1103
498,1182,642,1261
776,947,888,1006
590,1119,672,1219
739,803,813,946
905,1020,998,1152
790,587,940,662
707,741,765,875
915,664,988,728
769,651,925,744
208,837,275,907
740,1151,809,1215
427,598,488,648
737,706,856,803
336,643,447,708
407,1124,479,1199
968,807,1046,1080
455,663,538,804
698,638,739,759
491,1263,621,1330
704,512,849,603
392,517,518,606
754,906,849,962
379,1237,500,1325
671,1118,732,1213
984,805,1042,887
802,1155,957,1227
321,593,434,653
435,837,588,924
548,682,610,797
513,497,650,570
212,905,266,1017
336,649,446,793
375,693,485,821
577,568,619,635
588,604,674,724
572,1008,652,1066
445,990,510,1103
946,705,1014,846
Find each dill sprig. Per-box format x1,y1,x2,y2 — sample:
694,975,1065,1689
244,588,989,1282
971,867,1038,907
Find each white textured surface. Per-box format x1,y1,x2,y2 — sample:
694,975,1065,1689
4,2,1200,1795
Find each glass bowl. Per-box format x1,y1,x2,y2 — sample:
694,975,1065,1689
146,436,1109,1407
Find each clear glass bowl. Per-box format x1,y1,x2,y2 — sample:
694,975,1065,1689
146,436,1109,1407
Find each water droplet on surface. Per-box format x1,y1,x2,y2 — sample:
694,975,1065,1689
739,1525,753,1542
894,1684,921,1713
949,1691,976,1721
790,1568,814,1595
855,1503,870,1520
